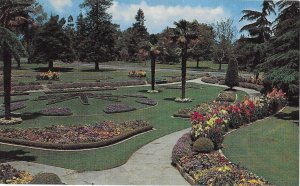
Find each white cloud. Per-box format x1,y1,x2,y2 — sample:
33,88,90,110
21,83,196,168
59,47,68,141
48,0,73,13
108,1,230,33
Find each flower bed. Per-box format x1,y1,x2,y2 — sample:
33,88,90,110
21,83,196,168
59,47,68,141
36,71,59,80
239,82,263,91
0,164,33,184
47,80,146,90
201,76,218,84
136,98,157,106
173,102,212,118
128,70,146,78
39,107,72,116
176,151,269,185
0,120,152,150
215,91,237,102
104,103,136,114
172,88,287,185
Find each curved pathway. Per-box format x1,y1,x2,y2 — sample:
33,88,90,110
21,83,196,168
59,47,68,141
8,78,260,185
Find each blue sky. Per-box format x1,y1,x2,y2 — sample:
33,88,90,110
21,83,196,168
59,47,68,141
38,0,275,34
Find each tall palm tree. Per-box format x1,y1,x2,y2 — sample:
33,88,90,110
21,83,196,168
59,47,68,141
148,42,161,91
0,0,34,68
0,26,27,119
172,20,197,99
240,0,276,43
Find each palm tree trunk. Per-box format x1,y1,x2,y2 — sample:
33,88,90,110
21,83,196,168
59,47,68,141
48,61,54,70
95,61,100,71
3,46,12,120
151,56,156,90
181,48,187,99
17,58,21,69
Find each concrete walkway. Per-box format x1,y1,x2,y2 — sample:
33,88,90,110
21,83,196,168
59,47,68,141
9,128,191,185
8,78,260,185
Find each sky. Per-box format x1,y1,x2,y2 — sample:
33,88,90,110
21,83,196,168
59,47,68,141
38,0,275,34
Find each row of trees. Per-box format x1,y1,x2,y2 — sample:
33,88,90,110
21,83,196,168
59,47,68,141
238,0,299,96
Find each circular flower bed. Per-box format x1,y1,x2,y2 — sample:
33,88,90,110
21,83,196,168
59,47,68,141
0,120,152,149
0,164,33,184
39,107,73,116
104,103,136,114
36,71,59,81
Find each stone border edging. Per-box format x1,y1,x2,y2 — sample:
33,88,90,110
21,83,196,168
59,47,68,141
0,126,153,150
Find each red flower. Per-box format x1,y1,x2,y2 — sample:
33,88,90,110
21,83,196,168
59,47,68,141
191,112,204,123
215,118,223,124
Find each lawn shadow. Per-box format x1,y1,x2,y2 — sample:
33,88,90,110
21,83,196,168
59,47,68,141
80,68,117,72
164,97,176,101
275,110,299,122
0,150,36,163
138,90,163,93
33,67,74,72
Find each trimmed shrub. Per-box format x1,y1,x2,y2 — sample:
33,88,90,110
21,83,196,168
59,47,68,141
192,137,214,153
30,173,64,184
225,58,239,89
172,133,192,164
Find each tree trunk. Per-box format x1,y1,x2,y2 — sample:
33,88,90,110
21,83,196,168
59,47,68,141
219,60,222,71
95,61,100,71
196,57,199,68
48,61,54,70
3,46,12,120
151,55,156,90
181,48,187,99
17,58,21,69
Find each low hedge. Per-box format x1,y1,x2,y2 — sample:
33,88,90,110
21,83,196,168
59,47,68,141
0,126,153,150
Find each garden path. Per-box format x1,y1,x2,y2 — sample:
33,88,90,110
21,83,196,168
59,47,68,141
8,77,260,185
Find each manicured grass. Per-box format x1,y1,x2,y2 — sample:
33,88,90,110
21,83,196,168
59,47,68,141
5,62,202,84
0,84,247,171
223,106,299,186
106,60,228,71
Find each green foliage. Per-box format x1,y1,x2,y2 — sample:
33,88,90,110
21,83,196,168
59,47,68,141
225,58,239,89
30,173,63,184
30,15,73,66
0,27,27,60
213,18,235,70
79,0,118,70
239,0,275,43
259,1,299,96
193,137,214,153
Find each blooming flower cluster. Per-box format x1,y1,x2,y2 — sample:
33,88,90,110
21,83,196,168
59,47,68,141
191,88,287,149
36,71,59,80
0,164,33,184
128,70,146,78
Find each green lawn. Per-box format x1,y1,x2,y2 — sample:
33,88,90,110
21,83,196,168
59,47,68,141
6,62,205,84
105,60,228,71
223,106,299,186
0,84,247,171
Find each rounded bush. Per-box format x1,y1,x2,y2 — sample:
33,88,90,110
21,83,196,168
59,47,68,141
30,173,64,184
193,137,214,153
